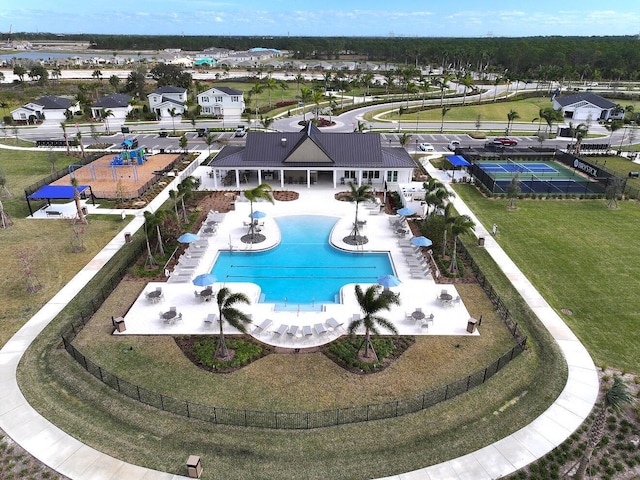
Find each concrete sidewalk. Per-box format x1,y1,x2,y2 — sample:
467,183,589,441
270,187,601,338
0,159,598,479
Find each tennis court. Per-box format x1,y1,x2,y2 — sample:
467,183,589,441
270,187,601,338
473,159,606,195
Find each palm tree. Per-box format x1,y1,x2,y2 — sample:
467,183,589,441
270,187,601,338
76,131,85,158
70,177,87,224
606,120,624,150
260,116,274,130
294,73,304,96
263,75,277,108
460,72,474,105
204,132,216,156
143,210,166,256
250,82,263,117
299,86,313,122
168,107,177,135
312,89,324,121
92,69,103,82
344,181,374,241
213,287,252,361
348,284,400,360
177,177,199,223
168,189,180,220
399,132,412,148
101,108,114,134
506,109,520,135
574,377,634,479
448,214,475,274
506,173,521,209
573,122,589,154
441,203,457,257
440,106,451,133
244,183,274,239
60,122,71,155
423,178,451,218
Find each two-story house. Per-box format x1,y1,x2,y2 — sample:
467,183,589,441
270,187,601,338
197,87,245,119
147,86,188,119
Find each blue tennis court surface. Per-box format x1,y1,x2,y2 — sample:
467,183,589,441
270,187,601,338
480,162,559,175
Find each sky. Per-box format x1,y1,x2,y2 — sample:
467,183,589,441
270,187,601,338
2,0,640,38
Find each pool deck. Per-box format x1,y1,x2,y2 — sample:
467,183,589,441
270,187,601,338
118,188,475,347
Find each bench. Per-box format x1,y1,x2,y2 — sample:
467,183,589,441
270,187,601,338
45,210,63,217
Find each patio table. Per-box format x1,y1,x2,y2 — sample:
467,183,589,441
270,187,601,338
412,310,425,321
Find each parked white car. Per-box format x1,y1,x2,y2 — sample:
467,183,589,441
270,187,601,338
418,142,434,152
447,140,461,151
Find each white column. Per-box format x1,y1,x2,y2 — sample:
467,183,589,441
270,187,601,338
257,170,262,185
235,170,241,189
280,169,285,189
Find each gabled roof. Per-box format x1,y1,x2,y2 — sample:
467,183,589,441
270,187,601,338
92,93,133,109
33,95,75,110
149,86,187,95
555,92,616,109
203,86,243,96
155,98,186,108
207,125,415,170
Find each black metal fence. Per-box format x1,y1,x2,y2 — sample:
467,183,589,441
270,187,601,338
60,233,528,430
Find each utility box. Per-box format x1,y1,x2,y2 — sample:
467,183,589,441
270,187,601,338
124,232,132,243
114,317,126,333
466,318,478,334
186,455,202,478
477,237,485,247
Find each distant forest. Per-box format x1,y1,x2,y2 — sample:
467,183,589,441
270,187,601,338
11,33,640,81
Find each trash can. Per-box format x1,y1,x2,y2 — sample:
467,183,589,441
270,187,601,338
124,232,132,243
186,455,202,478
114,317,126,333
477,237,485,247
121,127,130,134
466,318,477,333
81,206,88,215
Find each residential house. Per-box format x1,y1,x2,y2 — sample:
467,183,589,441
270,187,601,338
11,95,79,123
206,123,415,190
91,93,133,120
197,86,245,118
147,86,188,119
553,92,624,122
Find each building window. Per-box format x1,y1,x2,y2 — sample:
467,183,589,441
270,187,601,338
231,96,238,102
386,171,398,182
215,96,223,102
344,170,356,179
201,96,209,103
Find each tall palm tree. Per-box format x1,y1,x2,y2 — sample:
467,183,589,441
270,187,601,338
460,72,474,105
348,284,400,360
101,108,114,134
448,214,475,274
312,89,324,121
440,106,451,133
299,86,313,122
399,132,412,148
263,75,277,108
506,109,520,135
244,183,274,239
177,177,199,223
204,132,216,156
168,189,180,220
423,178,451,218
60,122,71,155
70,177,87,224
76,131,85,158
344,181,374,241
168,107,177,135
143,210,166,256
441,203,457,257
294,73,304,96
278,80,289,103
574,377,634,479
214,287,252,361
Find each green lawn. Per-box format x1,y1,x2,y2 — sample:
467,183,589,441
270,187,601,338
455,184,640,372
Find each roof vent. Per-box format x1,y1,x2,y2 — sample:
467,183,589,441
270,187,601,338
281,138,287,146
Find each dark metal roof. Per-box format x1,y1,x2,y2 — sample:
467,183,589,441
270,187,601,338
555,92,616,109
207,125,416,170
150,86,186,94
92,93,133,108
211,86,243,96
33,95,75,110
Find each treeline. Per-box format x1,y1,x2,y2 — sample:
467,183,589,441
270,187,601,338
11,33,640,81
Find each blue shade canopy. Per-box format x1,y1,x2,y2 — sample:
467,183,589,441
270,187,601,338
411,236,433,247
397,207,415,216
446,155,472,167
192,273,217,287
27,185,90,199
377,274,401,288
177,233,198,243
249,211,267,219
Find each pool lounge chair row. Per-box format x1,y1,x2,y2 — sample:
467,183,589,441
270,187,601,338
253,318,346,341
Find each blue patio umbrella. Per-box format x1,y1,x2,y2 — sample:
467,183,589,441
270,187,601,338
377,274,401,290
397,207,415,216
249,211,267,219
177,232,198,243
411,236,433,247
192,273,217,287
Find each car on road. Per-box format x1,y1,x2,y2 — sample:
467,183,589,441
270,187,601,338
485,140,505,150
234,125,246,137
494,137,518,146
418,142,435,152
447,140,461,151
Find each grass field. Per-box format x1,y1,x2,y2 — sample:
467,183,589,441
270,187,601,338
455,184,640,372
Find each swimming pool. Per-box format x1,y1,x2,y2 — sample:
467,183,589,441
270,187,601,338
211,215,394,308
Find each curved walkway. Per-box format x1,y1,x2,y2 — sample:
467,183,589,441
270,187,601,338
0,158,598,479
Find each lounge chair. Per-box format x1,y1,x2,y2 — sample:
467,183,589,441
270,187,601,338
274,324,289,336
204,314,217,326
326,318,344,332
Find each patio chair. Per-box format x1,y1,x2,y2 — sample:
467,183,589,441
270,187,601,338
204,314,216,326
170,306,177,312
453,295,461,306
287,325,299,340
274,324,289,336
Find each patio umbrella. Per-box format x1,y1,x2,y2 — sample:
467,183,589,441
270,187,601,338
411,236,433,247
377,274,401,291
177,232,198,243
397,207,415,217
249,211,267,219
192,273,217,287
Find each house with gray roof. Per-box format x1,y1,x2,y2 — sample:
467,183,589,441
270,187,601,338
197,86,245,118
206,123,416,189
553,92,623,122
147,86,187,119
11,95,79,123
91,93,133,120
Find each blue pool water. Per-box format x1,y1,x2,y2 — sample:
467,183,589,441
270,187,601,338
211,215,393,307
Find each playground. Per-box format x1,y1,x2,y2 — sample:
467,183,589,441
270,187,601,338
52,151,181,199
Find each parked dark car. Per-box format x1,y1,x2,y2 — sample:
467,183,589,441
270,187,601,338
197,128,207,137
159,129,168,138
